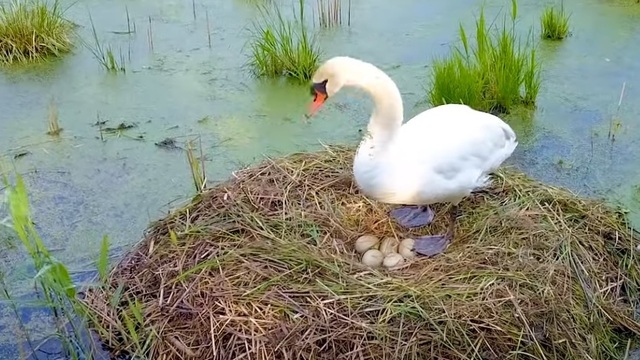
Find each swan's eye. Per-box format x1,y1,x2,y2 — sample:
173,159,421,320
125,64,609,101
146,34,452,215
310,79,329,97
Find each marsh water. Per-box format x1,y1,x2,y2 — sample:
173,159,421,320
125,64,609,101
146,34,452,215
1,0,640,357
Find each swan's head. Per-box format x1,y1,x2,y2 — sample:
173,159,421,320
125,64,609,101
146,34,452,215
307,56,357,117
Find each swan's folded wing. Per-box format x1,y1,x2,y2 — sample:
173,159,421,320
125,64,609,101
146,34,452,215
388,105,518,196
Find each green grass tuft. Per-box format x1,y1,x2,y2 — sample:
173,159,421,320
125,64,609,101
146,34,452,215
428,0,541,114
247,0,320,83
0,0,74,64
540,4,570,40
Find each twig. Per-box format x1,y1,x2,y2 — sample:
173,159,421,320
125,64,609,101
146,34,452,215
147,16,154,52
206,9,211,48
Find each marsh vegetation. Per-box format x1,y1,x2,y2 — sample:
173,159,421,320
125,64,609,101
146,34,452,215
0,175,108,359
247,0,320,82
316,0,351,28
0,0,74,64
540,3,570,40
428,1,540,114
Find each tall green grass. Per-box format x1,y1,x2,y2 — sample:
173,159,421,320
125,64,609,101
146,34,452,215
0,167,209,358
0,174,111,359
186,137,207,193
247,0,320,83
428,0,541,114
540,4,570,40
0,0,74,64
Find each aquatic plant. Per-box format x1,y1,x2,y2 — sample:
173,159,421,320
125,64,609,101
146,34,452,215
428,0,541,114
0,0,74,64
186,137,207,193
46,98,62,136
0,174,110,359
82,144,640,359
608,82,626,142
316,0,351,27
247,0,320,83
540,3,570,40
85,13,125,73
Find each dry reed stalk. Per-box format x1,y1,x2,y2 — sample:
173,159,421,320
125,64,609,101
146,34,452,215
317,0,342,27
147,16,154,52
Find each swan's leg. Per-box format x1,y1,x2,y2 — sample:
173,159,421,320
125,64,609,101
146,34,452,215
413,205,458,256
389,205,435,228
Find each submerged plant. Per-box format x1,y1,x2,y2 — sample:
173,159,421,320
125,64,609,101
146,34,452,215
0,0,74,64
428,0,541,114
540,3,570,40
247,0,320,82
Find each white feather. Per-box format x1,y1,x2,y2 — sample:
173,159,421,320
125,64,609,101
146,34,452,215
354,104,517,206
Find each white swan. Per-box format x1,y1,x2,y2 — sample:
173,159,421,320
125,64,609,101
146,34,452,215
306,56,518,257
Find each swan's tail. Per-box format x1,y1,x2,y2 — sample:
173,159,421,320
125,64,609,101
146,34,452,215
475,116,518,189
486,121,518,173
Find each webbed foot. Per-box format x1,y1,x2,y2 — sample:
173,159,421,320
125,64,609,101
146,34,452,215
414,234,451,257
413,204,460,257
389,206,435,228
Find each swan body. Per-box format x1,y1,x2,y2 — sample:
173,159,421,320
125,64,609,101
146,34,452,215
307,56,518,256
353,103,517,206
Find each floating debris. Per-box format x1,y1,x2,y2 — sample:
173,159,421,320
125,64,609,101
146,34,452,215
154,137,181,150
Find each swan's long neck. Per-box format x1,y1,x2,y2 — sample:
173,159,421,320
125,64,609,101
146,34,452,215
346,63,404,144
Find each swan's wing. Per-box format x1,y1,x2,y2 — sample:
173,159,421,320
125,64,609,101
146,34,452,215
380,105,518,202
398,104,517,173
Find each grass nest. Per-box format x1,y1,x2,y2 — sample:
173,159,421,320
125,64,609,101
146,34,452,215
83,145,640,360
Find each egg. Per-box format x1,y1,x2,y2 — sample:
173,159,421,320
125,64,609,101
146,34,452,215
361,249,385,268
379,237,399,256
398,238,416,260
355,234,380,254
383,253,405,269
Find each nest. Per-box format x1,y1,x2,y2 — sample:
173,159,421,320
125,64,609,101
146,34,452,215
83,145,640,360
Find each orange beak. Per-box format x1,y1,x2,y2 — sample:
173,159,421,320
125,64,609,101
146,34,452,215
306,91,327,118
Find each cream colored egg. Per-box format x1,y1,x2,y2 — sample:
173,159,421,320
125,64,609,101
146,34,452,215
361,249,384,268
383,253,405,269
355,234,380,254
379,237,399,256
398,238,416,260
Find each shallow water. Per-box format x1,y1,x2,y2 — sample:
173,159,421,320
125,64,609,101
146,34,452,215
1,0,640,357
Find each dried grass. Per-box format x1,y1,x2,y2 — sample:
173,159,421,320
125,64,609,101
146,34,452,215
82,145,640,360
